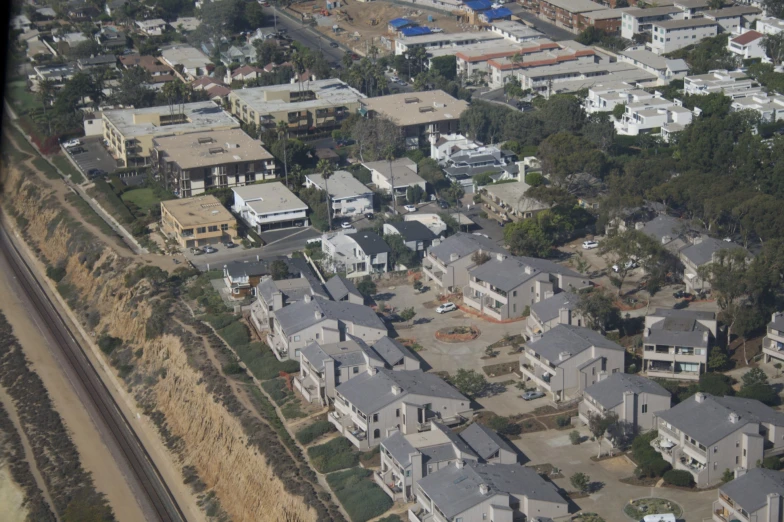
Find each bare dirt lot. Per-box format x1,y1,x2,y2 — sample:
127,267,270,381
288,0,480,55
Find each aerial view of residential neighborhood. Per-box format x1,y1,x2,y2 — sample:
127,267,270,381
7,0,784,520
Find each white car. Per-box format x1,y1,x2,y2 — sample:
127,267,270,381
612,260,638,272
63,139,81,148
341,221,352,229
390,75,399,82
436,302,457,314
404,204,417,212
582,240,599,250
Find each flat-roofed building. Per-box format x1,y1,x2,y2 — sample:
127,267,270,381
160,45,211,78
731,92,784,122
704,6,761,33
618,47,691,84
440,40,541,80
487,40,597,88
489,20,545,44
152,129,277,198
359,91,468,148
536,0,609,32
684,69,763,97
615,96,693,136
580,8,625,35
228,79,364,136
394,31,503,56
232,182,309,232
584,81,655,114
651,18,718,55
758,16,784,36
160,195,236,248
621,6,683,40
102,101,240,167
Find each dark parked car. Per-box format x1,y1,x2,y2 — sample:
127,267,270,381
329,41,339,48
364,212,375,219
439,200,449,209
68,147,86,155
673,290,692,299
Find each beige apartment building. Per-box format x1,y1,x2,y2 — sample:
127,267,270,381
102,101,239,167
763,312,784,364
160,195,237,248
151,129,277,198
228,79,364,135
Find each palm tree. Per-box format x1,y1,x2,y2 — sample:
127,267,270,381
38,78,55,135
384,146,397,214
317,159,334,231
290,163,304,190
277,119,289,187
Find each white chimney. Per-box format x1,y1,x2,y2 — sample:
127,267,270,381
729,412,740,424
695,392,706,403
369,367,379,376
524,265,534,274
455,459,465,469
693,236,703,245
479,484,490,495
644,327,651,338
735,467,747,479
559,307,571,325
450,253,459,262
559,351,571,361
314,309,323,319
703,331,709,342
391,384,400,395
496,252,505,261
304,294,312,303
662,235,671,244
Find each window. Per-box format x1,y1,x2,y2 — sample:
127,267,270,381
592,367,595,375
315,333,320,339
353,366,359,374
736,456,739,464
196,227,206,234
396,408,400,418
714,462,718,470
743,449,747,457
208,225,218,232
714,446,718,453
405,470,411,477
373,428,380,439
641,404,648,414
293,335,301,342
221,223,229,231
512,291,517,297
373,413,379,422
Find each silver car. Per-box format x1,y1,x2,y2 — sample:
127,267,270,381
521,390,545,401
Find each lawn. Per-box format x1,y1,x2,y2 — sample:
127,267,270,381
7,80,42,114
326,468,393,522
51,154,84,183
307,437,358,473
31,156,60,180
121,187,163,212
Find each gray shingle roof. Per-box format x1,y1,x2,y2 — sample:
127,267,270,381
325,274,362,302
382,431,418,466
470,255,584,293
300,337,382,370
646,308,716,348
459,423,516,461
416,462,566,519
526,325,624,366
274,297,387,336
371,337,416,367
639,214,684,243
657,393,784,447
428,232,506,265
224,260,269,279
770,312,784,331
387,221,437,242
720,468,784,514
348,231,391,255
680,236,745,266
584,373,670,410
335,369,468,415
530,292,580,324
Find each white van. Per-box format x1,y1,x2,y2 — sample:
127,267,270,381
642,514,677,522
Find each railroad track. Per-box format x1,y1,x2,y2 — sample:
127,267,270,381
0,224,186,522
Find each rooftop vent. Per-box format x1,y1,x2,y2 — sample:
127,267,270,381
197,137,214,144
304,294,312,303
404,97,420,104
418,106,435,113
455,459,465,469
558,351,571,361
208,147,224,155
225,142,239,149
391,384,401,395
479,484,490,495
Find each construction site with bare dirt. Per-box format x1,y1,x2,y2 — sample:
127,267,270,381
286,0,485,56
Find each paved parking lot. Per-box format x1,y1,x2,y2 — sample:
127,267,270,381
67,136,117,178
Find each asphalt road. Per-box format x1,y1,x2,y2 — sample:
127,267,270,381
514,10,578,42
0,223,185,522
271,7,345,63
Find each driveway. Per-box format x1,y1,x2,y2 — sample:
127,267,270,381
514,429,716,521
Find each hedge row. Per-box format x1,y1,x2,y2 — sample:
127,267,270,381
296,420,335,445
307,437,358,474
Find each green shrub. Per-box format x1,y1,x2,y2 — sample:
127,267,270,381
326,467,393,522
222,361,243,374
261,378,290,405
762,456,783,470
296,420,335,445
219,321,250,348
569,430,581,445
663,469,694,487
98,335,122,355
204,314,239,330
632,431,671,478
556,415,571,428
46,264,66,282
234,342,299,381
307,437,358,473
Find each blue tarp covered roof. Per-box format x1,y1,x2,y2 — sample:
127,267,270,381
389,17,414,28
482,7,512,20
401,26,432,37
464,0,493,11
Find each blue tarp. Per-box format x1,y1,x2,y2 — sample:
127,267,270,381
482,7,512,20
388,17,414,28
400,26,432,37
464,0,493,11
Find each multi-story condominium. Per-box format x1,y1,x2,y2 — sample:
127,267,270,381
579,373,671,439
359,91,468,149
520,325,625,402
102,101,240,167
684,70,764,98
486,40,597,89
758,16,784,36
526,291,583,338
464,254,590,321
621,6,683,40
295,336,419,405
422,232,506,293
410,461,569,522
763,312,784,364
614,96,694,136
727,30,767,61
323,274,365,304
642,308,717,380
266,295,387,361
330,368,471,449
679,235,746,292
480,181,551,224
231,182,309,232
382,222,438,259
650,18,719,55
730,93,784,122
320,231,391,278
363,158,427,202
152,129,277,198
705,6,761,33
652,392,784,487
714,468,784,522
536,0,616,33
303,170,374,217
393,31,503,56
228,79,364,135
159,195,236,248
618,48,691,85
376,422,516,502
584,81,655,114
489,20,545,44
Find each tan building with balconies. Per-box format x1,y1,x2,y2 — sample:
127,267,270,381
714,468,784,522
520,324,625,403
652,392,784,488
642,308,717,381
763,312,784,364
480,181,551,225
227,79,364,135
160,195,237,248
102,101,239,167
